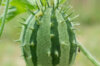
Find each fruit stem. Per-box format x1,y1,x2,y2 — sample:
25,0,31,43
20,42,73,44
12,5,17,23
0,0,9,37
77,42,100,66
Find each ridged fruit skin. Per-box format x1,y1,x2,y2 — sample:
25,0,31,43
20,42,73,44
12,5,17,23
20,1,77,66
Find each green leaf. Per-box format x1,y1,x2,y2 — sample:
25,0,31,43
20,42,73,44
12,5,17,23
10,0,35,13
0,0,38,24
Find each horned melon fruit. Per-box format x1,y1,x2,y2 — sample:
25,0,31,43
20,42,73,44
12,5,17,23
20,0,78,66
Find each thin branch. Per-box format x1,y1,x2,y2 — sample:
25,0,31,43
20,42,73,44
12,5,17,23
78,42,100,66
0,0,9,37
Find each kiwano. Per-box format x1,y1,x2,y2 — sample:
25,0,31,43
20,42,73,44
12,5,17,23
20,0,78,66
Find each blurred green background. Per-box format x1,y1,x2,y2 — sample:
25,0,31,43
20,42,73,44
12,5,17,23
0,0,100,66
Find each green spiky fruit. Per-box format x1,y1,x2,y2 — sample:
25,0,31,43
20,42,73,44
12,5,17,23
20,0,78,66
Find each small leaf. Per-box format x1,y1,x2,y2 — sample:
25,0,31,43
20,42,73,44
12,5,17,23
10,0,34,13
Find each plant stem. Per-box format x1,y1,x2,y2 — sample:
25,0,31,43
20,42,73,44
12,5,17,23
0,0,9,37
78,42,100,66
0,0,2,5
